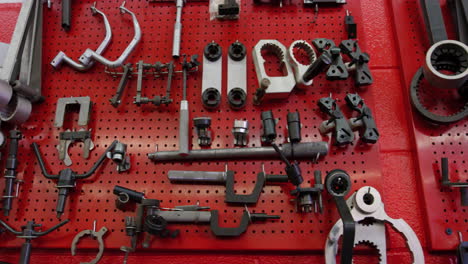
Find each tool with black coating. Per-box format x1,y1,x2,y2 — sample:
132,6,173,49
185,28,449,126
324,169,355,264
0,219,69,264
31,140,119,218
311,38,349,81
344,93,379,144
339,40,373,86
167,166,288,204
2,129,22,216
318,96,354,146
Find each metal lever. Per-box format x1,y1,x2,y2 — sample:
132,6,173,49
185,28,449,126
52,3,112,71
172,0,184,57
110,63,132,107
79,2,141,68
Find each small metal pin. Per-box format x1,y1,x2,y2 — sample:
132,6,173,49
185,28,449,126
93,220,97,232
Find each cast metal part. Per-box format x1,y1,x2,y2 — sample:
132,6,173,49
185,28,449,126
252,40,296,104
79,2,141,68
290,170,323,213
54,96,92,128
345,93,379,144
148,142,328,161
232,119,249,146
440,157,468,206
202,42,222,109
110,63,132,107
167,169,288,204
52,3,112,72
0,219,69,264
288,40,317,88
32,141,119,218
107,141,131,172
227,41,247,109
56,129,94,167
318,96,354,146
410,67,468,123
325,169,354,264
325,186,424,264
193,117,212,146
71,222,108,264
2,130,22,216
312,38,349,80
423,40,468,89
339,40,373,86
133,61,173,106
0,0,45,124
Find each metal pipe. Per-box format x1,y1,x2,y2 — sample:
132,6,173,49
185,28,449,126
148,142,328,161
62,0,72,31
79,2,141,68
51,4,112,71
168,171,227,183
172,0,184,58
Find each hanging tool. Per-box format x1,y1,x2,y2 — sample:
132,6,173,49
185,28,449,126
2,129,22,216
31,141,119,218
202,42,222,109
71,220,108,264
440,157,467,206
62,0,72,31
179,55,200,155
0,219,69,264
193,117,213,146
0,0,46,124
325,186,424,264
232,119,249,146
318,95,354,146
344,93,379,143
458,232,468,264
56,129,94,166
324,169,355,264
227,41,247,109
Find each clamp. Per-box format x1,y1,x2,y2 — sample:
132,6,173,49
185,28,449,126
71,221,108,264
318,96,354,146
312,38,349,81
56,129,95,166
345,93,379,144
325,186,424,264
339,40,373,86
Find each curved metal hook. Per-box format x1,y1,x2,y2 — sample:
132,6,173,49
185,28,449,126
79,3,142,68
51,3,112,72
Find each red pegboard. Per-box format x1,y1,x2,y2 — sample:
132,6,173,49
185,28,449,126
0,0,385,254
390,0,468,252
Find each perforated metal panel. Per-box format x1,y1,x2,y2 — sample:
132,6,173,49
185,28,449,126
391,0,468,251
0,0,384,252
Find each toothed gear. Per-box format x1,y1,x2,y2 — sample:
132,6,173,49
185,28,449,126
324,186,424,264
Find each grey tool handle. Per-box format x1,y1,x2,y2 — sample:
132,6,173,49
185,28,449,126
179,100,189,155
168,170,226,183
155,211,211,223
172,0,184,58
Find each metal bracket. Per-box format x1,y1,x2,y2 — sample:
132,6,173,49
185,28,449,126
252,40,296,104
227,41,247,109
345,93,379,144
339,40,373,86
202,42,223,109
71,222,108,264
54,97,92,128
318,96,354,146
57,129,94,166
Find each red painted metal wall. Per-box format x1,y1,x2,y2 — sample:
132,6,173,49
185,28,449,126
0,0,463,263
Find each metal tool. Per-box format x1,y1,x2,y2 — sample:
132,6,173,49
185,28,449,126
232,119,249,146
2,130,22,216
56,129,94,166
193,117,212,146
62,0,72,31
71,221,108,264
133,61,173,106
179,55,200,155
252,40,296,104
288,40,317,88
304,0,346,6
110,64,132,107
318,96,354,146
458,232,468,264
312,38,349,81
345,10,357,39
107,141,131,173
440,157,467,206
121,216,137,264
52,3,112,72
148,141,328,161
54,97,92,128
339,40,373,86
32,141,119,218
218,0,240,19
227,41,247,109
210,206,280,237
324,169,354,264
168,166,288,204
325,186,424,264
345,93,379,144
173,0,184,57
79,2,141,68
0,0,45,124
0,219,69,264
202,42,222,109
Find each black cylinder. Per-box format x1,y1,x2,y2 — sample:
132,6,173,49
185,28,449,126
261,111,277,143
265,174,289,183
303,51,333,82
19,241,32,264
113,185,145,204
287,112,301,143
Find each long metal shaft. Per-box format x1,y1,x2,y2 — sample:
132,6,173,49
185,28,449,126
179,64,189,155
2,130,21,216
62,0,72,31
168,170,227,183
172,0,184,58
148,142,328,161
